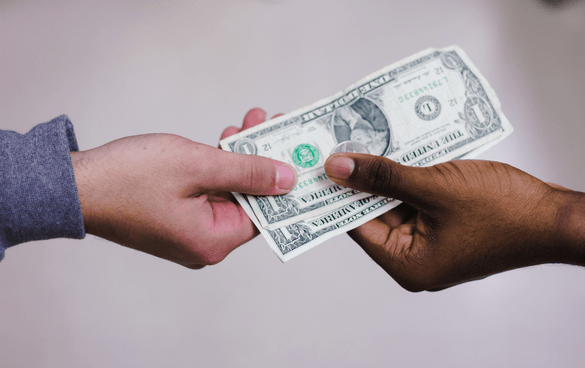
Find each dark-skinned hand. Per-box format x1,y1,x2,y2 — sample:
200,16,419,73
324,154,585,291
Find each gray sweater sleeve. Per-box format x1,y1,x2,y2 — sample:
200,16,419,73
0,115,85,260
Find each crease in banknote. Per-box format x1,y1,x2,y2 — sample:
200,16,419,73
221,45,514,262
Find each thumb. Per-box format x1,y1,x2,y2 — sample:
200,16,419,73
324,153,448,208
196,147,297,196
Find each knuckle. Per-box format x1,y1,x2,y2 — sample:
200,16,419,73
182,263,206,270
241,157,256,194
201,250,227,266
395,272,436,292
431,162,457,184
176,235,228,267
393,250,438,292
397,280,427,293
427,163,466,202
242,156,275,194
194,240,226,266
365,159,397,194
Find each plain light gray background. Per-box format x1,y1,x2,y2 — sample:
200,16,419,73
1,0,584,367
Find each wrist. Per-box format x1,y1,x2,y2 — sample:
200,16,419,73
553,189,585,266
70,150,99,235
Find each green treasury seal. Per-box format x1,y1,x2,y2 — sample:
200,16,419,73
292,143,320,168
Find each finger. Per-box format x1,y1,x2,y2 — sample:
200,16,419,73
378,202,418,228
348,203,415,249
220,107,267,142
242,108,267,130
350,221,417,272
194,146,297,196
221,126,241,140
349,217,391,247
271,113,284,119
427,274,491,292
205,198,260,258
324,153,448,208
176,198,259,266
181,263,206,270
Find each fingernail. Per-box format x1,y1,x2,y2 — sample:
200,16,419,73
276,163,297,190
326,156,355,179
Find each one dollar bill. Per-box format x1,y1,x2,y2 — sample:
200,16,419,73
221,46,513,261
221,45,512,230
240,137,511,263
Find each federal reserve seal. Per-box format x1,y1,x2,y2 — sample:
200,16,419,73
292,143,320,168
415,95,442,121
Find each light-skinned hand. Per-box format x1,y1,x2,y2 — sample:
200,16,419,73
71,108,295,268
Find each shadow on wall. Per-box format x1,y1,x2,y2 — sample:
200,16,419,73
541,0,580,7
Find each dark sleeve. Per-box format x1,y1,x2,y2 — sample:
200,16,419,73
0,115,85,261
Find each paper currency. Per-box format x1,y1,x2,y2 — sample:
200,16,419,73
221,45,513,262
234,191,400,262
245,135,510,263
222,45,512,230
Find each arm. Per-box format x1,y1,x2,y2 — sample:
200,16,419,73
324,153,585,291
2,109,296,268
0,116,84,261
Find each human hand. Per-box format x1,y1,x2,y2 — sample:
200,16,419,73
324,154,585,291
219,108,282,142
71,109,296,268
